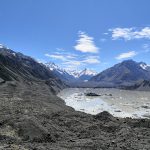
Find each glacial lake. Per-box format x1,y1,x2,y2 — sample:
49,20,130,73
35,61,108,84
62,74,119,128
58,88,150,119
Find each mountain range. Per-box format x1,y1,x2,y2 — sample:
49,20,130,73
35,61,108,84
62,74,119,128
0,45,150,90
45,62,97,83
0,46,67,94
45,59,150,88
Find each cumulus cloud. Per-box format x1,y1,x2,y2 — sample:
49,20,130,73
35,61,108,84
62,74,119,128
116,51,137,60
110,27,150,40
74,31,99,53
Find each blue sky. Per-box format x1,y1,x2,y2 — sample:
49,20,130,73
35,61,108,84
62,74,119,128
0,0,150,72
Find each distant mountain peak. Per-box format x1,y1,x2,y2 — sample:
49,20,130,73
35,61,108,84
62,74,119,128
121,59,137,65
90,59,150,87
122,59,134,62
66,70,81,78
45,62,97,81
79,68,97,76
45,62,59,71
66,68,97,79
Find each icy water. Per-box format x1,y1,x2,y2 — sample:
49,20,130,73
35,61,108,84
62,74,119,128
58,88,150,118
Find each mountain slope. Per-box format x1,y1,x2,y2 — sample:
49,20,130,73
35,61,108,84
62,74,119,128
0,49,54,80
135,80,150,90
121,80,150,91
0,47,67,92
45,62,76,82
90,60,150,87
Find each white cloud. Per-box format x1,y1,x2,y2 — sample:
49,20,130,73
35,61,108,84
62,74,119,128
63,61,81,66
62,61,82,70
45,47,101,70
45,53,77,61
110,28,133,40
82,56,100,64
63,57,100,66
66,55,76,59
83,58,100,64
110,27,150,40
116,51,137,60
45,54,66,61
61,55,100,70
74,31,99,53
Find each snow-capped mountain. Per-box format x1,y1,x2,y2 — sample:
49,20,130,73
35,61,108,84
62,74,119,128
78,68,97,81
45,62,66,74
67,68,97,78
66,70,81,78
45,62,76,82
45,62,97,82
79,68,97,76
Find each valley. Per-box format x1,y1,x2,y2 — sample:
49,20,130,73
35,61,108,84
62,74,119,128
1,1,150,149
58,88,150,118
0,47,149,149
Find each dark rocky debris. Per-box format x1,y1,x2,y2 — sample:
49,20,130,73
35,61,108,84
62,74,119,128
85,92,100,96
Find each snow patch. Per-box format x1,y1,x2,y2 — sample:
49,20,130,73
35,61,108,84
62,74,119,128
0,44,6,49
